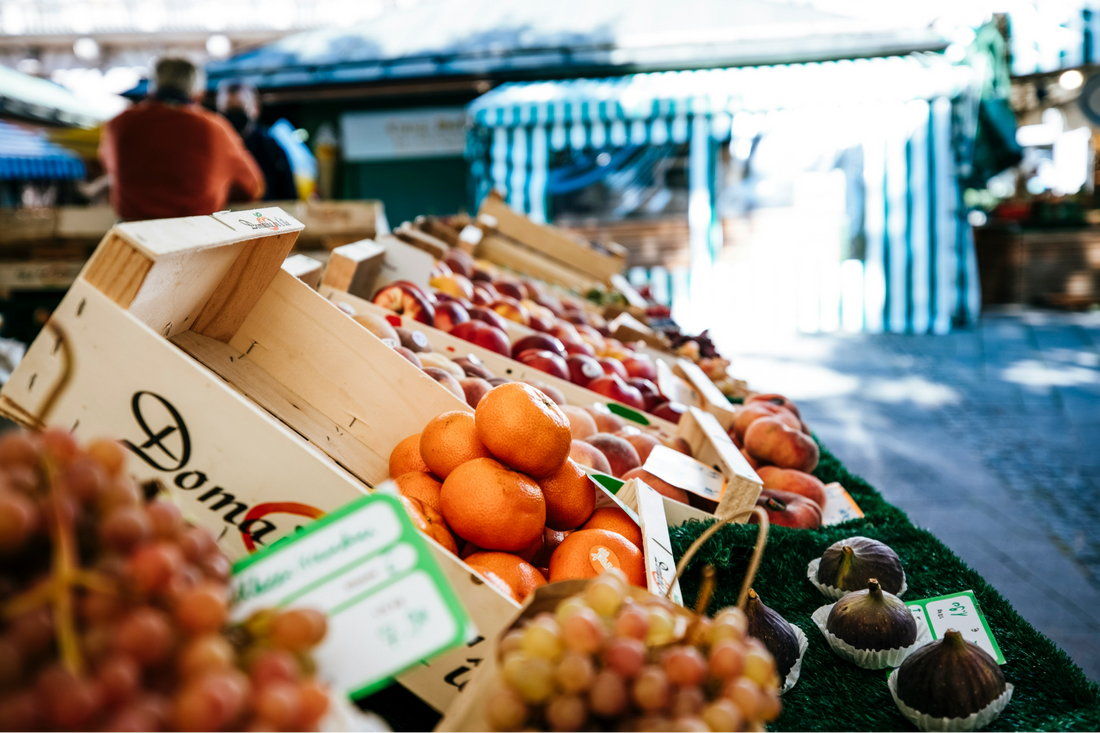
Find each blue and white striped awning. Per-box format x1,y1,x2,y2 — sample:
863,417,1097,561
0,121,85,181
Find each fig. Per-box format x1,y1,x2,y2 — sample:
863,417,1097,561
817,536,904,595
745,589,800,678
826,579,916,651
896,629,1006,719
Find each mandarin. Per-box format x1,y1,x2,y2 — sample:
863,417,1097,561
394,471,443,513
439,457,546,551
475,383,571,477
465,552,547,603
398,494,457,554
462,531,544,565
582,506,643,549
537,459,596,531
419,411,492,479
389,433,430,478
548,528,645,587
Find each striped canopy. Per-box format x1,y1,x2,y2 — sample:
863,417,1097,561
0,121,85,181
467,55,983,335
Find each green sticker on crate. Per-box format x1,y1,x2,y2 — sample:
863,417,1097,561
229,493,470,699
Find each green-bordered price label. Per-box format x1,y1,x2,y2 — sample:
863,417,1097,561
230,494,470,699
907,590,1005,664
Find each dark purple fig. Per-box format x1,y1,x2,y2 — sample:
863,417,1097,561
826,579,916,651
745,589,800,678
818,536,904,594
897,629,1006,718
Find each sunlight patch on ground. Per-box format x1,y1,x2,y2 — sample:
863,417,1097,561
861,375,962,407
1002,359,1099,387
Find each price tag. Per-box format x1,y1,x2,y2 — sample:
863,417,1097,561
632,480,683,606
643,445,725,502
820,483,864,526
230,494,470,699
907,590,1005,664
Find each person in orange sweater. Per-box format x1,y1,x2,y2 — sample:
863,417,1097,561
100,57,264,221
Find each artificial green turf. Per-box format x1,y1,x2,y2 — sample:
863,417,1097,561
668,442,1100,731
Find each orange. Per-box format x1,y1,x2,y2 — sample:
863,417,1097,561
475,382,572,477
582,506,643,550
398,494,457,555
389,433,430,478
394,471,443,514
439,457,546,551
419,411,492,479
465,551,547,603
461,531,544,565
537,459,596,531
478,569,521,604
548,528,646,587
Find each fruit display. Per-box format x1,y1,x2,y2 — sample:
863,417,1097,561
753,489,823,530
891,630,1012,728
478,573,783,732
813,537,906,598
388,382,652,602
813,578,927,670
0,429,330,732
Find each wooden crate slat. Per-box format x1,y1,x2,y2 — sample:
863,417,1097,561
319,240,386,300
477,233,599,292
81,233,154,307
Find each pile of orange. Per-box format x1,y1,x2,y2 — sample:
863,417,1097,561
388,382,647,601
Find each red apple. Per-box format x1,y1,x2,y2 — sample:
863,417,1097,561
468,306,510,332
588,374,645,411
516,350,570,381
652,401,687,424
493,278,526,301
753,489,822,529
490,297,530,326
566,354,605,388
449,321,511,357
627,378,663,411
623,354,657,381
597,357,628,379
563,340,596,357
372,281,435,324
433,301,470,333
511,334,566,359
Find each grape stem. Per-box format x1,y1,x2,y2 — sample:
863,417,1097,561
43,456,84,676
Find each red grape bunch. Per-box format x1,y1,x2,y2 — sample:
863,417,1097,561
0,428,330,732
485,570,782,731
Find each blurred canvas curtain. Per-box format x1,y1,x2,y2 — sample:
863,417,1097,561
467,55,985,333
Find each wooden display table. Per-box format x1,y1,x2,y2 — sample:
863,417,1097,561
975,224,1100,308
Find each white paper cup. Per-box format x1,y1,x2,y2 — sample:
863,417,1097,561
780,622,809,695
807,557,907,600
811,603,931,669
888,669,1013,731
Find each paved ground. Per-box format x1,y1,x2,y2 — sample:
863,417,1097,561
719,309,1100,681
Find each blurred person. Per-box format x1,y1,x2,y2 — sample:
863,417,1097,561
99,57,264,220
217,82,298,201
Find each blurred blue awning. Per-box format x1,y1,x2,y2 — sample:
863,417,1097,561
0,121,85,181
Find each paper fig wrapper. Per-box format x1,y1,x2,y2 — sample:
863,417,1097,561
807,557,907,600
811,602,931,669
888,670,1013,732
780,622,809,695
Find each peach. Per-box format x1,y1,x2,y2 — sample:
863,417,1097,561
468,306,510,331
512,334,566,359
493,278,526,301
430,273,475,300
663,436,693,457
744,417,819,473
516,350,569,381
449,321,511,357
747,393,801,418
490,297,529,325
569,440,612,475
396,327,432,353
471,286,497,306
584,433,641,478
418,352,464,379
583,404,626,433
459,377,493,409
373,281,435,324
756,466,827,509
566,354,604,388
589,374,646,411
353,313,399,343
621,467,690,505
432,301,470,333
560,405,598,440
616,427,661,464
627,378,662,411
454,355,494,380
422,367,464,400
597,357,628,379
741,446,762,471
393,346,422,368
563,340,597,357
443,249,475,278
549,322,581,344
521,380,566,407
731,402,801,443
622,354,657,381
652,401,687,424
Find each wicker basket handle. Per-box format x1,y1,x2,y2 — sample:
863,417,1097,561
664,506,770,610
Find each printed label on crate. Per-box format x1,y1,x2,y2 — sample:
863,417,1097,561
821,483,865,526
230,493,470,699
644,445,724,502
633,481,684,606
907,590,1005,664
214,207,302,234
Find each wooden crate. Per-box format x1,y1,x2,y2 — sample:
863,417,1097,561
0,207,520,713
477,192,625,284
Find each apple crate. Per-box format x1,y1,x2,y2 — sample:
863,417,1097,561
0,208,524,713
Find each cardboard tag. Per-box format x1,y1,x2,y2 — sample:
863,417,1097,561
820,483,864,526
230,493,470,699
643,445,725,502
213,207,302,235
907,590,1005,664
632,480,683,606
376,234,435,291
656,358,702,409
